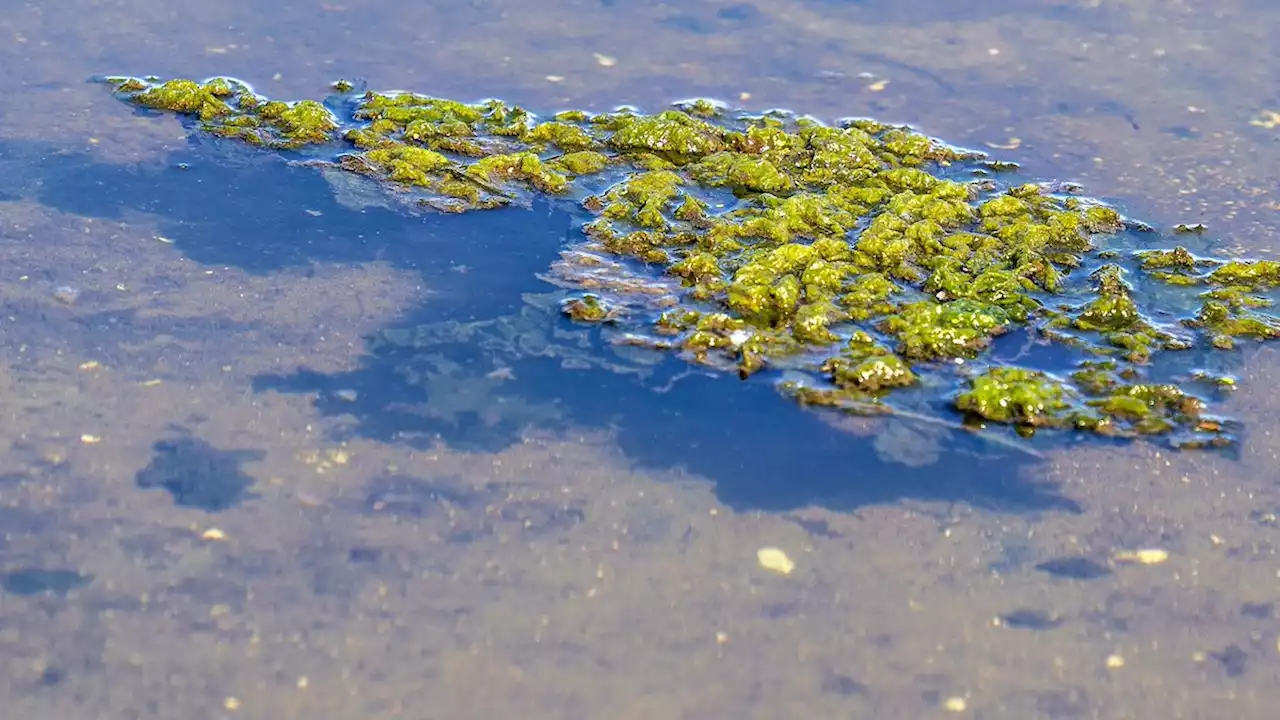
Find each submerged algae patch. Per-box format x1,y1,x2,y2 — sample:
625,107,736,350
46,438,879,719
105,75,1275,449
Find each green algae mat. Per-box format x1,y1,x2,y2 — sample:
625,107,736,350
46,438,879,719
104,76,1280,450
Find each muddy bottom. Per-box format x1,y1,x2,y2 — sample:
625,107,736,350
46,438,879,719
1,0,1279,718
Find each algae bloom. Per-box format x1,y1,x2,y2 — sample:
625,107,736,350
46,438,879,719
103,75,1277,449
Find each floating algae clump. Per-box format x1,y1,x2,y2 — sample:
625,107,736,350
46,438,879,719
119,77,340,147
881,300,1010,360
105,75,1279,449
361,145,451,186
954,368,1075,429
560,294,617,323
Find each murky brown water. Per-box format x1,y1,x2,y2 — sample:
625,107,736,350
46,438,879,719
1,1,1279,717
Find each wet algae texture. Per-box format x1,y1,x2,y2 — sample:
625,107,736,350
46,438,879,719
106,76,1280,449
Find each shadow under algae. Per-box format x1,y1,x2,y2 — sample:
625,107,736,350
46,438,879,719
135,436,264,511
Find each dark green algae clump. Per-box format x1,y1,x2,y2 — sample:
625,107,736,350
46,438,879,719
106,75,1279,450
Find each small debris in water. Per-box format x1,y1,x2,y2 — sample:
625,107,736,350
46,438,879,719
333,388,359,402
1249,110,1280,129
757,547,795,575
298,447,351,472
52,286,80,305
485,367,516,381
1112,548,1169,565
985,137,1022,150
201,528,226,541
80,434,101,444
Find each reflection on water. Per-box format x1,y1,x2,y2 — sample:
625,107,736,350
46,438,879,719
1,0,1279,718
40,129,1081,512
12,121,1081,511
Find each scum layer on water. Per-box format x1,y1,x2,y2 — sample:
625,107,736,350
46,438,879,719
104,75,1280,449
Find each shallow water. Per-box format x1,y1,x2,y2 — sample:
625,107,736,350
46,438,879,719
1,0,1280,718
